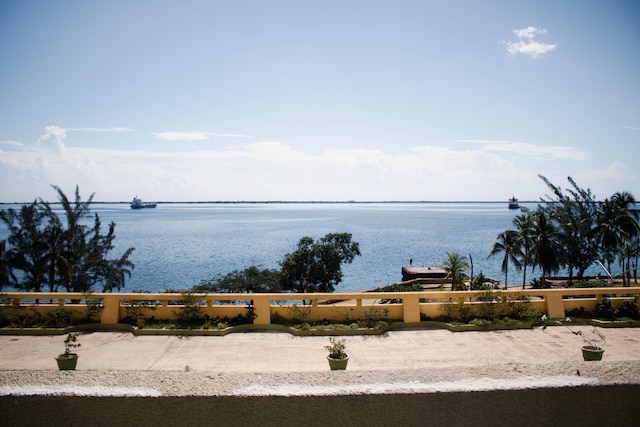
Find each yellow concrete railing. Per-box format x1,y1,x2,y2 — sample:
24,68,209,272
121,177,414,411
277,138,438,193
2,287,640,326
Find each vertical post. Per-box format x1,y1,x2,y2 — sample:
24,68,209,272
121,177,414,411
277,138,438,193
100,294,122,324
253,296,271,325
403,294,421,323
545,291,565,318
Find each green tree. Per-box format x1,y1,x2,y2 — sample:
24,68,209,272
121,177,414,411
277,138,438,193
512,212,535,288
0,186,135,293
619,240,639,286
538,175,599,280
531,208,561,284
279,232,361,293
594,191,639,279
488,230,522,290
41,224,74,292
196,266,281,293
0,240,19,291
67,215,135,292
443,251,470,291
0,202,48,291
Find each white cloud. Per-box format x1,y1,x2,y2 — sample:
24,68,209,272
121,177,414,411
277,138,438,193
455,139,589,161
153,131,252,141
503,26,557,58
573,161,637,199
153,131,213,141
0,128,633,203
67,127,135,133
0,140,24,148
211,133,252,139
35,126,66,152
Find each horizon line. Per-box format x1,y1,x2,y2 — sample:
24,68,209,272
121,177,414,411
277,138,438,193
0,200,541,205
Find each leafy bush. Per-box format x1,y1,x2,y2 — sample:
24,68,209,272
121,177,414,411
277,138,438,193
361,307,389,328
123,290,158,328
570,279,607,288
476,289,501,320
618,296,640,320
172,290,204,326
566,306,590,318
593,298,617,320
508,295,541,321
82,293,103,322
441,297,472,323
289,304,313,326
8,307,43,328
42,307,75,327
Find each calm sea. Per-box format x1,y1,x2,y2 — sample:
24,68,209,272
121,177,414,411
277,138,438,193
0,202,606,293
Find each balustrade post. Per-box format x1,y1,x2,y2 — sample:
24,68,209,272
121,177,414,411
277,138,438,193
253,296,271,325
100,294,122,324
545,292,565,318
403,293,421,323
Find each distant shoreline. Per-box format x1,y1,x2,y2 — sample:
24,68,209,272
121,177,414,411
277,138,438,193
0,200,541,205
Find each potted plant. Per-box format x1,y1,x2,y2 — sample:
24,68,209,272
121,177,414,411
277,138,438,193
325,337,349,370
573,325,606,361
542,316,605,361
55,333,81,370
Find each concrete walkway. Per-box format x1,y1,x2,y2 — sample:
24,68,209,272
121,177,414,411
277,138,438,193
1,326,640,372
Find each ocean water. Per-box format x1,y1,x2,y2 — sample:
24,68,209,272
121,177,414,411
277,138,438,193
0,202,605,293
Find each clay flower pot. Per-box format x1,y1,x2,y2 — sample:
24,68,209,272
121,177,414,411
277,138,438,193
581,346,604,361
56,353,79,370
327,355,349,370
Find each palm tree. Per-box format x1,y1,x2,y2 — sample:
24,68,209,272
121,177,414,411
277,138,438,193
488,230,522,290
442,251,470,291
531,209,561,284
512,213,534,288
594,193,639,273
618,240,639,286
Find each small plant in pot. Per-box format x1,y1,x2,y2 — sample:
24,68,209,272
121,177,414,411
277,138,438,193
542,316,605,361
55,333,81,370
325,337,349,370
573,325,606,361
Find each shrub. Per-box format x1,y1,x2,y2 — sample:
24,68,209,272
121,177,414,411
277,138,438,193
361,307,389,328
82,293,103,322
123,291,158,328
289,304,313,326
508,295,541,321
9,307,43,328
593,298,617,320
476,289,501,320
172,290,204,326
441,297,472,323
566,306,590,318
618,296,640,320
571,279,607,288
43,307,75,328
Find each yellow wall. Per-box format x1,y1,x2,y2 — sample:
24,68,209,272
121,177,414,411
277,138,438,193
2,287,639,326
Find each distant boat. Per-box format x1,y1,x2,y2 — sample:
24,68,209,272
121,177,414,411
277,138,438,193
130,197,157,209
508,196,519,210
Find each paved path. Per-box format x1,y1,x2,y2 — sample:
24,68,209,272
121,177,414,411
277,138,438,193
1,326,640,372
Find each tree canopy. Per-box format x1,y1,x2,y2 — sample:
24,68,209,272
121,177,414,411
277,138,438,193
0,185,135,292
195,266,281,294
279,232,361,293
490,175,639,288
198,232,361,295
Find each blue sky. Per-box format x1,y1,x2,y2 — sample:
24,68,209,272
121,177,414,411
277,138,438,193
1,0,638,202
